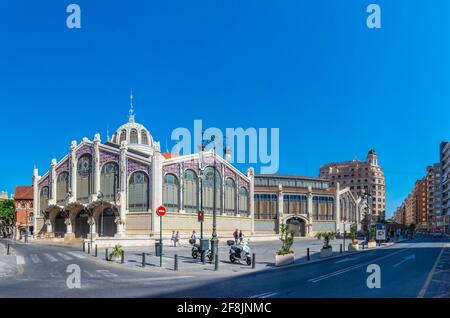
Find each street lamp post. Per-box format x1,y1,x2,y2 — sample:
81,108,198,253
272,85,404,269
363,192,372,243
98,191,104,237
25,201,28,243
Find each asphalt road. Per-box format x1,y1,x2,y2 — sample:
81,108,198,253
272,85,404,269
155,235,450,298
0,236,448,298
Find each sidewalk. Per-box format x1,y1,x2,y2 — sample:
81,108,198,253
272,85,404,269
0,240,18,278
79,237,396,277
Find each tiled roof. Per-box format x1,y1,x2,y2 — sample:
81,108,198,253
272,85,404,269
14,186,33,200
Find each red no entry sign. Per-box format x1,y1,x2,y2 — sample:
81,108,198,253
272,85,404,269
156,205,167,217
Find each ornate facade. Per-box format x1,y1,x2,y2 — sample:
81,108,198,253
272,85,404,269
33,103,253,245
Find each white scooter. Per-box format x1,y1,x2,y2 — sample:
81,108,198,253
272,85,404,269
228,240,252,266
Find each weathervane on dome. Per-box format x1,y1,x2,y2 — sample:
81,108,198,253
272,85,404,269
128,89,135,123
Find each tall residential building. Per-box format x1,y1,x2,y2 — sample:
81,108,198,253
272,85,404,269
426,163,442,231
414,178,428,230
319,149,386,218
404,192,415,226
441,141,450,232
393,203,406,225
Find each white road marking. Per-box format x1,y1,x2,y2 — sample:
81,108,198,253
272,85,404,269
335,258,354,264
308,248,407,283
16,256,25,265
249,292,278,298
83,270,101,278
66,251,86,259
57,253,73,261
96,270,118,278
393,254,415,267
117,276,194,283
43,253,59,262
30,254,42,263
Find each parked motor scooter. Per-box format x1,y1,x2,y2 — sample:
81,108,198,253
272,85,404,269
191,242,213,262
227,240,252,265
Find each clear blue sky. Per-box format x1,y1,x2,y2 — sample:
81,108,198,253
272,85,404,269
0,1,449,217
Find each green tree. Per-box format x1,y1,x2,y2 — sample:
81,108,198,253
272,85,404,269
277,224,294,255
0,199,16,238
316,232,335,249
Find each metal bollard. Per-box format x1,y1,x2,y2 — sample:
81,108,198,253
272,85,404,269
95,245,97,257
307,248,310,261
252,253,256,269
142,252,146,267
87,243,90,254
214,254,219,271
202,252,205,265
340,244,342,254
83,242,85,252
174,254,178,271
7,244,10,255
105,248,109,261
121,250,124,264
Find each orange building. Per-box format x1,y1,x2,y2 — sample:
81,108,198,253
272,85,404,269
13,186,34,235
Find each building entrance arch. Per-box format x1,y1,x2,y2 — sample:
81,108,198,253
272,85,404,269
286,217,306,237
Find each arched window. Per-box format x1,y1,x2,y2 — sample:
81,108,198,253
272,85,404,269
163,174,179,212
39,186,49,213
100,162,119,201
202,167,221,214
238,187,249,215
183,170,198,213
130,129,138,144
225,178,236,215
76,154,92,203
128,171,149,212
111,133,117,144
119,130,126,143
56,172,69,204
141,130,149,145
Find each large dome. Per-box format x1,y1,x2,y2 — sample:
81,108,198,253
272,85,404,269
110,94,154,153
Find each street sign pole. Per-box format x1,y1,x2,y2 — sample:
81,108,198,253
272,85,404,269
156,205,167,268
160,215,162,267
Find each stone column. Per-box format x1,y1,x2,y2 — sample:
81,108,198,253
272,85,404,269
93,133,101,200
32,168,41,238
277,184,283,234
70,140,77,202
247,168,255,235
151,142,163,234
65,218,73,235
220,164,225,215
45,219,53,237
115,216,124,237
50,159,57,205
88,217,97,236
307,186,313,236
119,141,128,232
335,182,341,233
179,162,184,213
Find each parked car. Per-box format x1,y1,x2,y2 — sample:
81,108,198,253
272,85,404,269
432,232,444,238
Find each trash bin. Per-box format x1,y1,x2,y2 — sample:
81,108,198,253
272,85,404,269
199,238,209,252
155,240,163,257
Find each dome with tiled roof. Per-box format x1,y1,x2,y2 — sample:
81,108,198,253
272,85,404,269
110,93,153,153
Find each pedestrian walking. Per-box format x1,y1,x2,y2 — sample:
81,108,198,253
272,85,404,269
239,230,244,244
171,230,176,247
190,230,197,245
175,231,180,247
233,229,239,245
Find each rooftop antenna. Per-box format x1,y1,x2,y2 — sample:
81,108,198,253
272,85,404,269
128,89,135,123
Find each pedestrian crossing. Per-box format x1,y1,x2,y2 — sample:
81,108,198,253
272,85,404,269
20,251,88,265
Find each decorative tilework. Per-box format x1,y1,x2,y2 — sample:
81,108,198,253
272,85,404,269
100,151,120,167
56,159,69,174
163,163,179,177
76,144,93,159
127,158,151,177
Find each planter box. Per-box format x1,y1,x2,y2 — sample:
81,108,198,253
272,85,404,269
348,243,359,252
320,247,333,258
110,255,121,262
367,241,377,248
275,253,295,266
